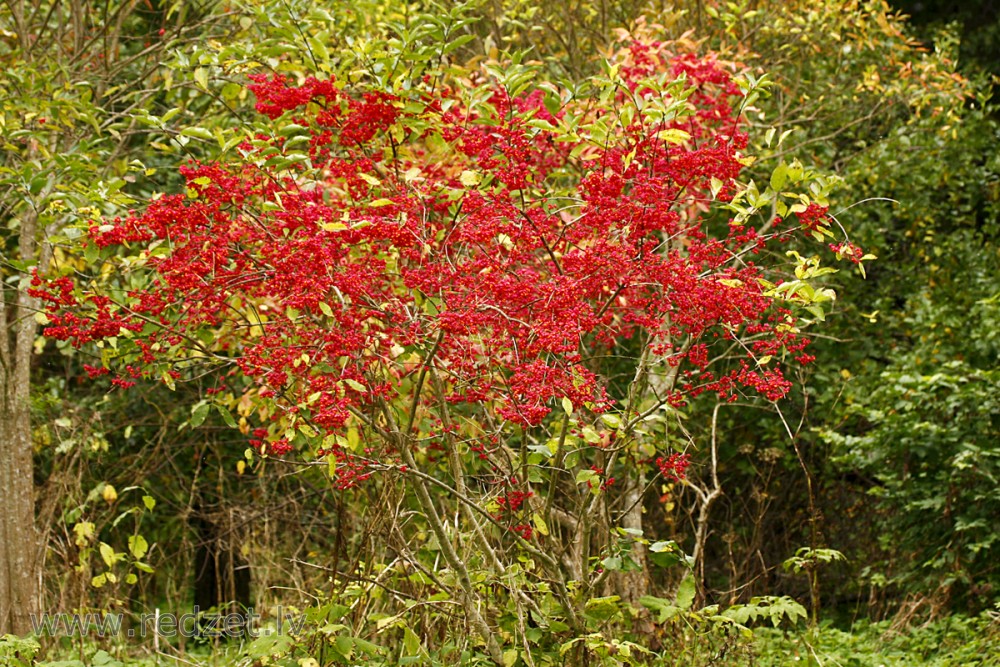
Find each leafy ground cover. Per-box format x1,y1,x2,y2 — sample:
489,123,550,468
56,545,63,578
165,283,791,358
5,611,998,666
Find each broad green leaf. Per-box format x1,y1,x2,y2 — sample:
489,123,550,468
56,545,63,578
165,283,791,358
190,402,210,427
770,162,788,191
343,378,366,392
216,405,238,429
676,573,696,610
600,413,622,429
180,126,214,141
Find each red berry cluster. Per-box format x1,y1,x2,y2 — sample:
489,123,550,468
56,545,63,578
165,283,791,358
34,38,838,488
656,453,691,482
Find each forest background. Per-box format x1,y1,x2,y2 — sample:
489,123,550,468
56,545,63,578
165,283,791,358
1,0,999,665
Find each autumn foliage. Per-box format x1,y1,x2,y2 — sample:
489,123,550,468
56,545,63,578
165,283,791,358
38,40,833,469
32,33,858,659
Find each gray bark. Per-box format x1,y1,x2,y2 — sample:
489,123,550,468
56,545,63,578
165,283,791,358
0,206,44,635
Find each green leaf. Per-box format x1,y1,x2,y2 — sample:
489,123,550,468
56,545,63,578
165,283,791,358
676,573,696,610
334,636,354,658
343,378,366,392
142,495,156,511
190,402,210,427
193,67,209,90
584,595,622,621
402,626,421,656
770,162,788,191
180,126,214,141
84,242,100,264
649,540,683,568
600,413,622,429
278,123,310,136
215,405,238,429
639,595,680,623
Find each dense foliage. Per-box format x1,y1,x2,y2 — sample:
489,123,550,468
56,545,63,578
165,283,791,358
1,0,998,665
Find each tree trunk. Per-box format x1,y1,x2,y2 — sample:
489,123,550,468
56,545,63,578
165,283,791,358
0,306,39,635
0,380,40,635
0,208,44,635
616,468,649,606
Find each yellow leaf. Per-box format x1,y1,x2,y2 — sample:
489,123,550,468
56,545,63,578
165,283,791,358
102,484,118,503
656,128,691,144
622,147,637,171
73,521,96,547
459,170,482,187
99,542,115,567
532,512,550,536
194,67,208,90
561,397,573,416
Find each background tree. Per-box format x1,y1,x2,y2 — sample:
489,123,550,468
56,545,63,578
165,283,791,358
0,0,238,635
